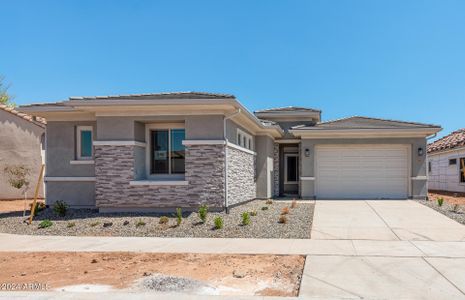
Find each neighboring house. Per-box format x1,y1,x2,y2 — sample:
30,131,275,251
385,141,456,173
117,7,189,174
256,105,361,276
427,129,465,193
18,92,441,211
0,104,45,199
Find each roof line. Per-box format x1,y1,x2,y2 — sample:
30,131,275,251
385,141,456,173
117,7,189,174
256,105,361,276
317,115,441,128
69,91,235,100
0,104,46,127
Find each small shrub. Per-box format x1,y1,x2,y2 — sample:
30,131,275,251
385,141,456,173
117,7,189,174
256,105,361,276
198,205,208,223
30,202,46,216
291,200,297,209
452,204,460,213
67,222,75,228
38,219,53,229
159,216,169,225
136,220,146,227
90,221,100,227
281,207,290,215
278,215,288,224
176,208,183,226
214,216,224,229
241,212,250,226
437,198,444,207
265,200,273,205
261,206,269,211
53,200,68,217
250,210,257,216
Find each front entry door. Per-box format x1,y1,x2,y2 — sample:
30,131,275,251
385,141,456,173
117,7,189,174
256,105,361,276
284,153,299,195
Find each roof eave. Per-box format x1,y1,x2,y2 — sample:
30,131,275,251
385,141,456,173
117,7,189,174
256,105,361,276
290,127,442,138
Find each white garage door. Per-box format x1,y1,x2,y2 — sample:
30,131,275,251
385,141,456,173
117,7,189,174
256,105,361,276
315,145,409,199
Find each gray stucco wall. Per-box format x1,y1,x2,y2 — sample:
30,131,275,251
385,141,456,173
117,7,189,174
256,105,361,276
0,109,45,199
226,146,256,206
46,181,95,207
300,137,428,199
255,136,274,199
226,119,255,148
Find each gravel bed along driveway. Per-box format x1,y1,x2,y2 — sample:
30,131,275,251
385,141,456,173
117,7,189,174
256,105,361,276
0,200,314,239
416,199,465,225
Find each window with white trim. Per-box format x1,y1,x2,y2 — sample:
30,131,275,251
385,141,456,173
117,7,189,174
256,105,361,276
460,157,465,183
147,124,185,176
76,126,93,160
237,128,253,150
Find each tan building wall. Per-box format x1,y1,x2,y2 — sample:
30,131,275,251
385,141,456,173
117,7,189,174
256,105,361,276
0,108,45,199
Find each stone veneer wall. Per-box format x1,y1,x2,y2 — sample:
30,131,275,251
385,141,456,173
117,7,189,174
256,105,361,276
226,146,256,206
273,143,280,197
95,144,225,209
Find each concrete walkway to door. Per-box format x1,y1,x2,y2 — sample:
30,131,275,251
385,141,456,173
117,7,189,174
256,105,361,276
311,200,465,241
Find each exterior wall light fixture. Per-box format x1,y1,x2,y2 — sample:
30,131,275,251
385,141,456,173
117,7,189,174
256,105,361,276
418,147,424,156
305,148,311,157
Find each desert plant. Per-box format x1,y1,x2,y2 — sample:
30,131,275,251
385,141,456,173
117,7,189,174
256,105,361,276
281,207,290,215
4,164,30,216
67,222,75,228
291,200,297,209
437,198,444,207
278,215,288,224
159,216,169,225
198,204,208,223
265,200,273,205
214,216,224,229
241,212,251,226
176,208,183,226
30,202,46,216
38,219,53,229
90,221,100,227
261,206,269,211
250,210,257,216
136,220,146,227
452,204,460,213
53,200,68,217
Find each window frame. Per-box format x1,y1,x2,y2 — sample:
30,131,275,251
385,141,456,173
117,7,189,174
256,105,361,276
428,161,432,174
449,158,457,166
76,126,93,160
145,123,185,179
236,128,253,150
460,157,465,184
284,153,299,184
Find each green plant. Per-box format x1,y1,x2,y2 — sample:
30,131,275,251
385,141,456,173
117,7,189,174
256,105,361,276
136,220,146,227
261,206,269,211
452,204,460,213
38,219,53,229
53,200,68,217
90,221,100,227
198,204,208,223
67,222,75,228
241,212,250,226
30,202,46,216
176,208,183,226
278,215,288,224
437,198,444,207
265,200,273,205
250,210,257,216
159,216,169,225
214,216,224,229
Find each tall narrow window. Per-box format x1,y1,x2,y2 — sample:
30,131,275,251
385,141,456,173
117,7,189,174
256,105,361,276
460,157,465,183
284,153,299,183
150,129,185,174
77,126,93,160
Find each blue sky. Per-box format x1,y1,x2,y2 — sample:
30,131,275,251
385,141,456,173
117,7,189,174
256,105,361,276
2,0,464,139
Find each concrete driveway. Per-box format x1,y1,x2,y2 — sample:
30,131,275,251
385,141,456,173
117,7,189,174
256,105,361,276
311,200,465,241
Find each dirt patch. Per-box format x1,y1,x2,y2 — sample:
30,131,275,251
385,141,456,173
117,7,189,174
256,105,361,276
0,199,44,213
0,252,305,296
429,191,465,205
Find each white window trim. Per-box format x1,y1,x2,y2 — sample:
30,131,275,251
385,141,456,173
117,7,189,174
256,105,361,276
284,153,299,184
145,123,186,179
237,128,253,150
76,126,93,160
460,157,465,184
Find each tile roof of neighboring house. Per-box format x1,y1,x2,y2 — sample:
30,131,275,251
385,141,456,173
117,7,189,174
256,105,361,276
255,106,321,113
69,91,235,100
0,104,46,127
428,129,465,154
291,116,441,130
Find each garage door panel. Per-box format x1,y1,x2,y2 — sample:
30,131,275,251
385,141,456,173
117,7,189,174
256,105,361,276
315,145,409,199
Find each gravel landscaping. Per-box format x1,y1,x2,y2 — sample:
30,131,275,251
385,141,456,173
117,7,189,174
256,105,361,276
416,199,465,225
0,200,314,239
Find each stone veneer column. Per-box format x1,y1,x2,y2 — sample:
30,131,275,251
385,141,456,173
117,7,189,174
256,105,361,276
95,143,226,210
273,143,280,197
226,146,256,206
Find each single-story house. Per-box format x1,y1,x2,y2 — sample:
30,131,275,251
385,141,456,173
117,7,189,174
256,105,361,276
18,92,441,212
0,104,45,199
427,129,465,193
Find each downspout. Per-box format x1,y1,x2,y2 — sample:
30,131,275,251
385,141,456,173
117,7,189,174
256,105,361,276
223,109,241,213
